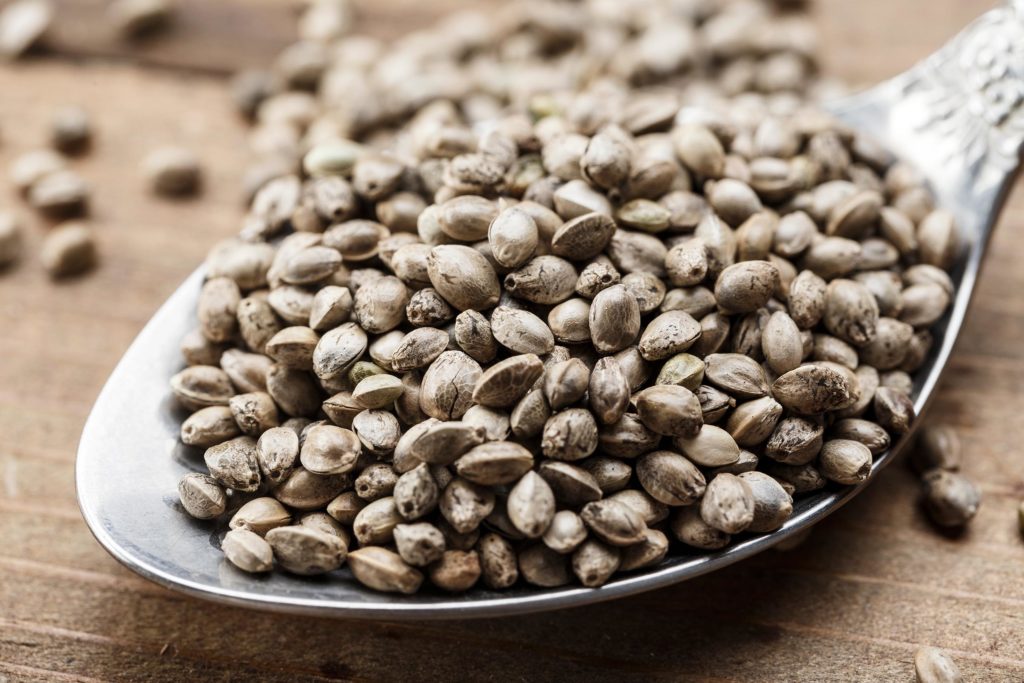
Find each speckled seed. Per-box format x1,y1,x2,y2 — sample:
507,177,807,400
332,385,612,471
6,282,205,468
765,417,823,465
510,389,551,439
478,533,519,589
537,461,602,507
665,238,708,287
576,258,620,298
580,499,648,547
726,396,783,447
312,322,368,381
671,506,731,550
487,206,538,268
548,298,592,344
700,473,755,534
393,523,446,567
265,326,319,370
738,471,794,532
636,450,706,506
633,385,702,438
351,496,402,546
638,310,701,361
772,364,853,414
228,391,279,436
454,310,498,363
589,284,641,354
542,408,599,461
551,212,617,261
819,439,873,485
204,436,260,492
440,478,495,534
428,550,482,592
393,462,439,520
347,547,424,594
171,365,236,411
265,525,346,575
921,470,980,528
490,307,555,355
473,353,545,407
504,255,579,304
237,297,281,354
177,473,226,520
823,279,879,347
427,245,501,311
229,497,291,536
787,269,827,329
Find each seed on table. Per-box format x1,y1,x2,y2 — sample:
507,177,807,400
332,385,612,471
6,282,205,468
914,646,963,683
507,471,556,539
222,528,274,573
109,0,173,37
393,523,446,567
911,424,961,474
229,497,291,536
229,392,279,436
635,450,706,506
347,547,424,594
737,471,794,532
50,105,91,155
700,473,755,534
144,147,201,196
40,221,96,277
542,408,599,461
589,356,631,425
472,353,544,408
671,506,731,550
921,470,980,528
266,525,346,575
0,0,52,58
177,473,226,520
455,441,534,486
440,478,495,534
0,211,23,267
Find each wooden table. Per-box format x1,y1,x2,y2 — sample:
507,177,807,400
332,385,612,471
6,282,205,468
1,1,1022,680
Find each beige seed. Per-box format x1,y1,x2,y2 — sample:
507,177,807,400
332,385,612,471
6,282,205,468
588,356,631,425
171,365,235,411
222,528,274,573
542,408,599,461
547,298,592,344
580,499,647,547
488,206,538,268
665,238,708,287
273,468,350,510
299,424,361,475
229,497,291,536
40,222,97,278
265,326,319,370
455,442,534,486
672,124,725,179
490,307,555,355
761,311,803,374
714,261,779,314
922,470,980,528
823,279,879,346
407,420,485,466
911,424,961,474
634,385,702,438
819,439,873,485
671,506,730,550
832,418,891,455
177,473,226,520
352,497,402,545
460,404,511,442
228,391,279,436
914,646,963,683
354,463,397,502
619,528,669,571
772,364,853,414
700,473,755,534
351,373,404,409
454,310,498,363
704,353,770,399
537,461,602,507
636,450,706,506
439,195,497,241
265,525,345,575
440,478,495,534
507,471,556,539
543,358,590,410
874,386,915,435
637,310,701,361
351,409,401,455
144,147,201,196
542,510,588,555
204,436,261,492
472,353,544,408
477,532,519,589
347,547,424,594
551,212,617,261
427,245,500,311
505,255,579,304
917,209,958,270
181,406,240,448
419,350,481,421
518,544,571,588
589,284,641,354
673,424,740,467
0,211,23,267
738,471,794,532
393,523,446,567
312,322,368,381
765,416,823,465
393,462,439,520
726,396,783,447
571,539,621,588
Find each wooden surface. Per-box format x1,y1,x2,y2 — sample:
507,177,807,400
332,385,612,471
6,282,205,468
1,1,1023,681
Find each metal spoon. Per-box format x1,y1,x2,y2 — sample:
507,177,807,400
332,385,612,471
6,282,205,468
76,3,1024,619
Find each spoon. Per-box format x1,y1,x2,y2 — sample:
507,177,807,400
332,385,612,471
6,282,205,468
76,3,1024,619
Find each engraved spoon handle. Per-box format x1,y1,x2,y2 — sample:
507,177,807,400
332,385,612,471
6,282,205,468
830,0,1024,227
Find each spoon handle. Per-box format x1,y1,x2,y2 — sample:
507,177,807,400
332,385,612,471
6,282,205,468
831,1,1024,218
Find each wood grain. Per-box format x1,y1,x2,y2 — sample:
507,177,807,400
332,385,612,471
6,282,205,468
1,0,1023,681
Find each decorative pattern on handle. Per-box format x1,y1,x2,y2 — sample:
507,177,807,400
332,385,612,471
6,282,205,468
901,1,1024,177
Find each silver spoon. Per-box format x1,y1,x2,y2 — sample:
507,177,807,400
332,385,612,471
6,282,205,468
76,3,1024,619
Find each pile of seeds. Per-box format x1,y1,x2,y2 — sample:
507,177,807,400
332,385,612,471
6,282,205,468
173,0,958,593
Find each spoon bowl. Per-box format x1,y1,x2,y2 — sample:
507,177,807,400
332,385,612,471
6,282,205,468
76,3,1024,619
